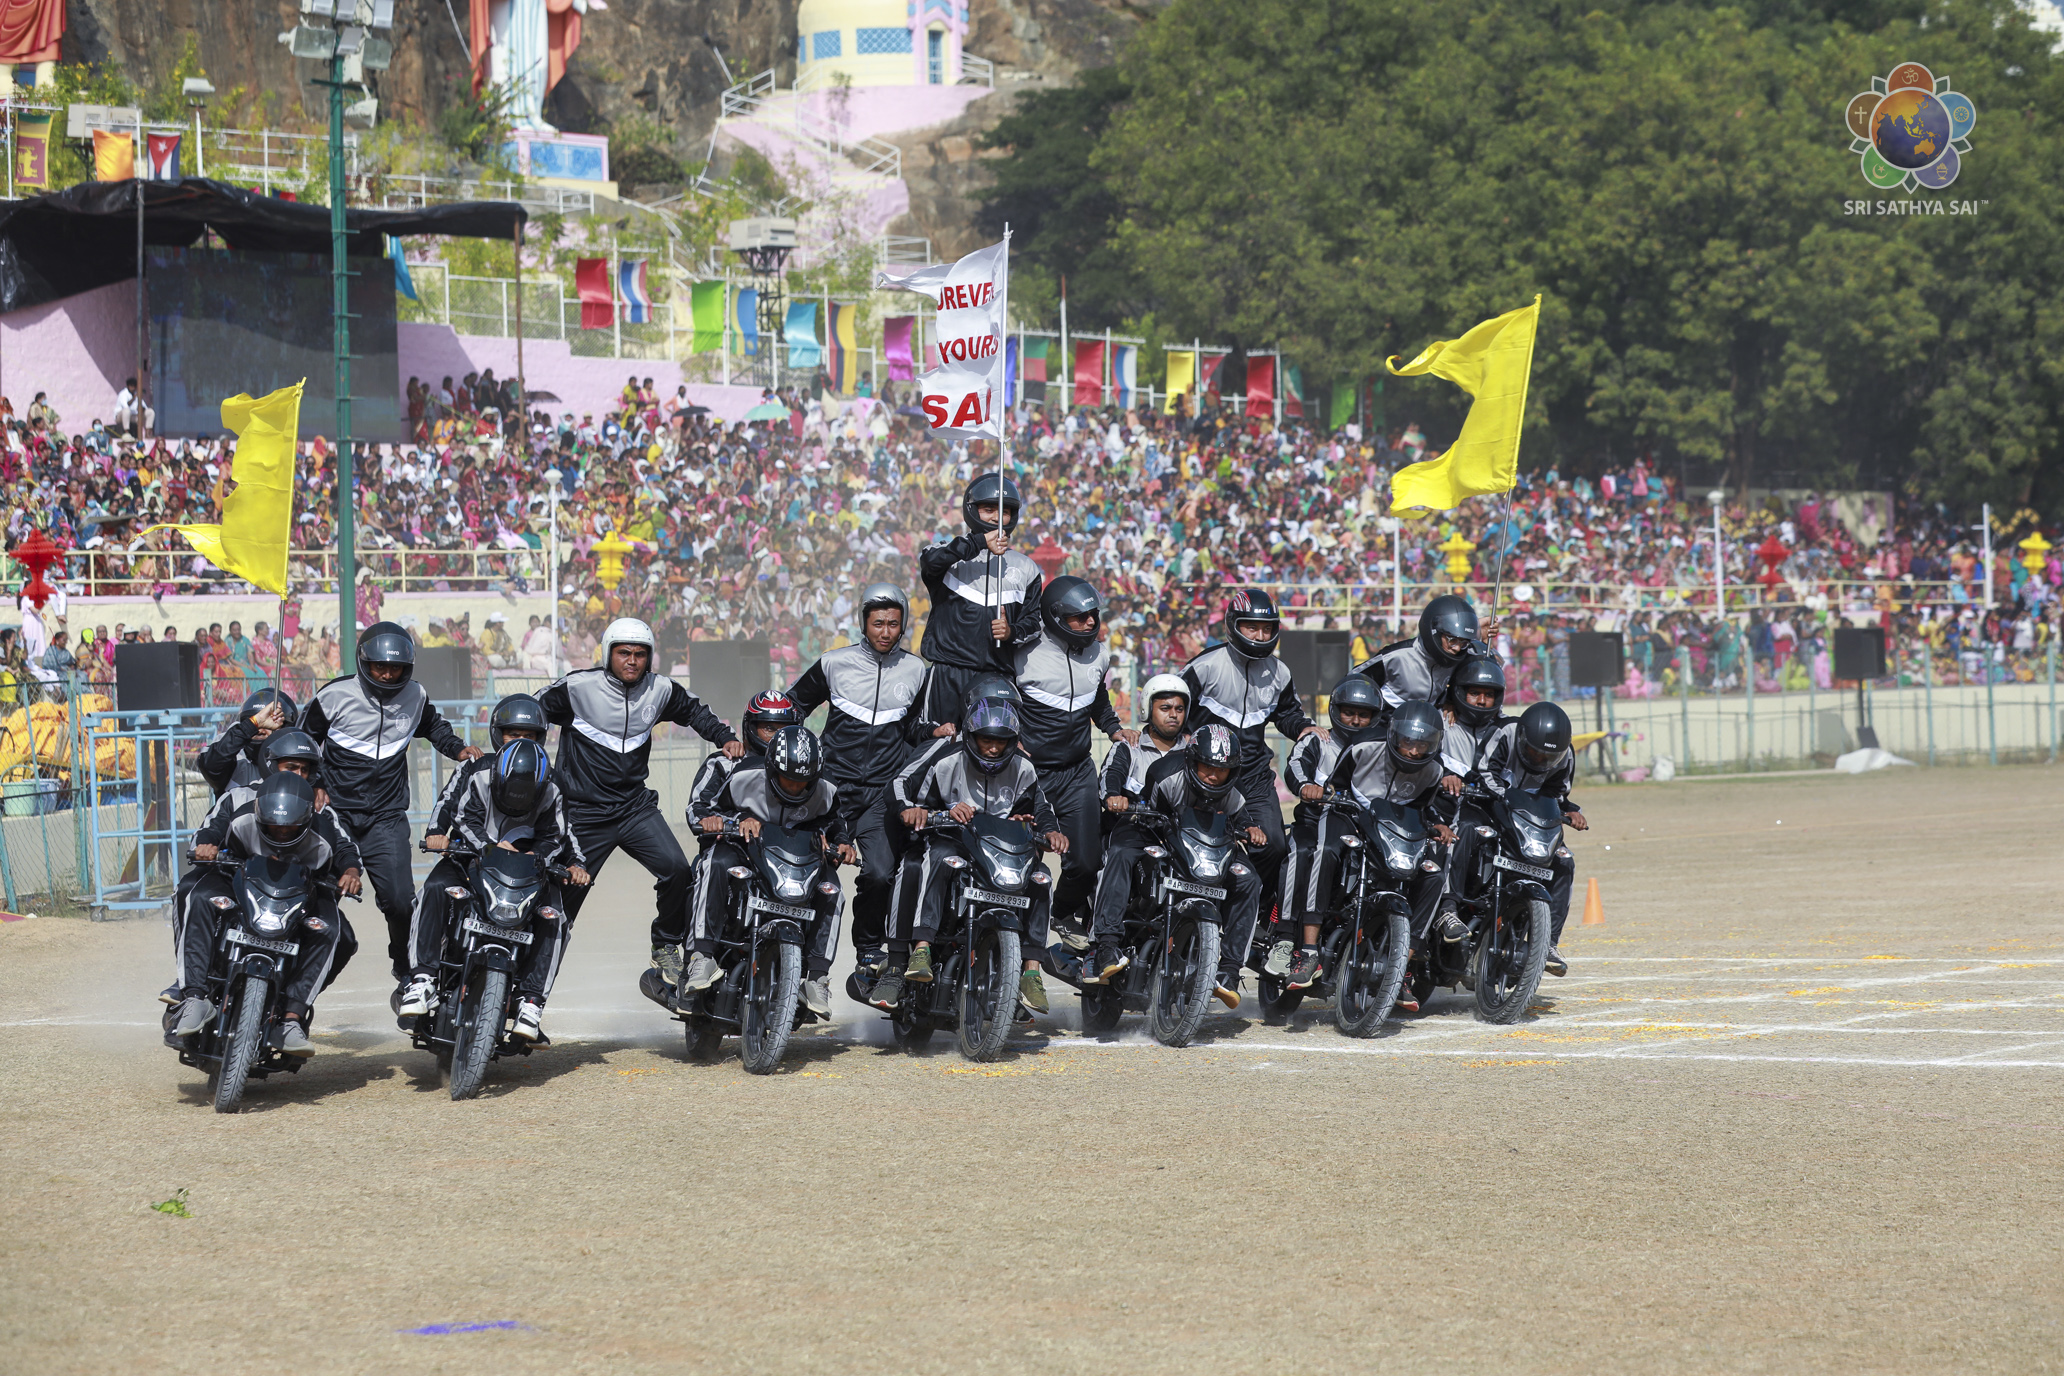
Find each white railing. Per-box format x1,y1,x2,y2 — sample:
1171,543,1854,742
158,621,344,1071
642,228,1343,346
359,170,595,215
719,70,903,181
876,234,933,265
958,54,995,86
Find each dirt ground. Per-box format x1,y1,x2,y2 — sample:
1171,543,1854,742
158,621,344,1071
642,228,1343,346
4,765,2062,1375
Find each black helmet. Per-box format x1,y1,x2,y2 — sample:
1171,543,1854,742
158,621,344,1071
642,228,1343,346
1387,701,1443,773
263,729,322,775
743,690,804,753
962,697,1021,775
766,725,823,801
1326,675,1383,747
962,473,1023,535
961,672,1023,722
254,771,315,850
356,620,416,700
1447,656,1507,729
1517,701,1573,770
489,693,548,749
492,738,550,817
1187,722,1238,803
858,582,911,643
1222,588,1281,660
1416,595,1480,667
239,687,297,727
1040,575,1104,653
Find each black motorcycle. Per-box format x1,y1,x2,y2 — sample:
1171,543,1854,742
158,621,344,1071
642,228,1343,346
411,842,566,1099
166,854,347,1113
1052,807,1238,1047
850,811,1041,1062
1253,793,1422,1037
645,819,827,1074
1411,786,1561,1023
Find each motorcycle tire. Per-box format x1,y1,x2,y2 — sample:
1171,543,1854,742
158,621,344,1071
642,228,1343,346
957,927,1021,1062
687,1023,726,1061
1474,897,1550,1024
1256,973,1304,1026
448,968,507,1101
738,942,802,1075
212,975,268,1114
890,998,935,1048
1148,917,1219,1048
1334,902,1410,1038
1079,984,1123,1034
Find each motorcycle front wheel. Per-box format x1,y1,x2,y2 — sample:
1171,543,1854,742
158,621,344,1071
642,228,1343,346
1335,901,1410,1038
1147,916,1219,1048
1079,984,1123,1034
957,927,1021,1062
448,968,507,1100
1474,897,1550,1024
212,974,268,1114
1256,973,1304,1025
738,941,802,1075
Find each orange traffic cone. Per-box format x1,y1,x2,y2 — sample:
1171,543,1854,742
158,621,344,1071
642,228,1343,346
1581,876,1605,927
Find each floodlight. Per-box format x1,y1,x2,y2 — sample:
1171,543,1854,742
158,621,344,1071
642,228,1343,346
361,34,393,70
288,24,337,59
369,0,395,28
343,95,379,129
336,24,365,55
301,0,336,17
182,77,215,105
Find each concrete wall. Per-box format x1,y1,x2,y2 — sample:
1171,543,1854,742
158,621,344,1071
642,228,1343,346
397,322,766,424
0,281,137,432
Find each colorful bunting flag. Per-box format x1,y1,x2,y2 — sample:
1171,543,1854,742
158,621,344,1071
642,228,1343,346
14,112,49,190
690,281,726,354
145,131,182,181
617,258,651,325
92,129,134,182
827,302,858,396
574,257,612,330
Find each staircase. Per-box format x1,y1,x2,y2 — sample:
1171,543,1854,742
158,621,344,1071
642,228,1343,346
715,71,916,266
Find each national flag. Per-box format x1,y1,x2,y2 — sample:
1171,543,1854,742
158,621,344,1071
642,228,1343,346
785,301,821,369
1328,380,1355,430
1203,352,1229,397
1163,350,1194,415
1113,344,1138,410
575,256,612,329
827,302,858,396
1246,355,1274,418
145,131,182,181
388,237,417,301
1022,336,1049,382
14,112,50,190
734,287,759,356
884,315,915,381
690,281,726,354
1004,335,1018,405
617,258,651,324
146,380,303,596
92,129,134,182
875,235,1010,439
1386,295,1541,513
1073,339,1105,406
1284,363,1304,420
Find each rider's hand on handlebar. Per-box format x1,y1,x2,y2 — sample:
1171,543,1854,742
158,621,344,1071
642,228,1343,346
424,834,449,852
1563,808,1589,831
699,815,724,834
192,842,219,862
901,806,930,830
1440,775,1464,796
834,843,857,866
1105,794,1129,813
339,867,363,896
739,816,762,840
567,866,591,886
1430,823,1457,845
1045,831,1069,855
948,802,977,825
1299,784,1325,802
1245,826,1267,847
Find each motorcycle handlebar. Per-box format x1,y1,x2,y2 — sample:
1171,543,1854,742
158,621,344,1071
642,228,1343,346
921,810,1050,852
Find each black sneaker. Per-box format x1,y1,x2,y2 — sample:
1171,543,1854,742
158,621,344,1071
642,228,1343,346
1436,911,1469,945
1544,946,1568,978
870,967,906,1010
1286,947,1323,990
1082,946,1130,986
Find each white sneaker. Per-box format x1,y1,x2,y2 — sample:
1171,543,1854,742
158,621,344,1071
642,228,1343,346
397,973,436,1018
801,978,831,1018
512,999,544,1041
1263,940,1295,977
682,954,723,992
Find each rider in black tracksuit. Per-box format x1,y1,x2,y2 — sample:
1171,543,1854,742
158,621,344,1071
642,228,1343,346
914,473,1042,731
1464,703,1587,976
1352,594,1494,734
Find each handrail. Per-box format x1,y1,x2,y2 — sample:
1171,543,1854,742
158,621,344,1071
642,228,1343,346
1154,578,1996,618
717,69,902,180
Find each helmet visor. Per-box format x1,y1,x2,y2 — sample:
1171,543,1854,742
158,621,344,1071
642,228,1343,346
1393,736,1434,763
1521,740,1563,769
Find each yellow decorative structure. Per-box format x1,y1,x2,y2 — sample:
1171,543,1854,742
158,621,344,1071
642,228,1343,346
1437,531,1477,582
2019,531,2051,576
594,530,635,590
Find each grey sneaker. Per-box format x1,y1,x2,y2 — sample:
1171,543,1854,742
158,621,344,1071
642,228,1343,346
1263,940,1295,978
278,1019,314,1057
870,967,906,1010
682,954,723,992
904,945,935,984
801,978,832,1018
171,996,215,1037
650,943,685,986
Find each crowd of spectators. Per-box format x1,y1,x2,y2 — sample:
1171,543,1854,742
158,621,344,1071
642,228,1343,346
2,372,2059,712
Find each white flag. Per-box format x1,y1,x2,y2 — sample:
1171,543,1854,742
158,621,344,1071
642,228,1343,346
875,237,1008,440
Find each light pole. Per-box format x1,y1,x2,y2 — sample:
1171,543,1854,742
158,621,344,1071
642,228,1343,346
1708,489,1726,616
543,467,563,677
182,77,213,178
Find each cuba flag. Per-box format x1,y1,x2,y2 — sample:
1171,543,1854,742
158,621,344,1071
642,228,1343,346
618,259,652,325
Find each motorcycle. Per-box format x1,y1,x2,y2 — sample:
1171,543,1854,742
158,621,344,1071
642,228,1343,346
410,841,567,1099
1050,807,1238,1047
166,854,350,1113
1410,786,1561,1023
850,810,1043,1062
643,818,828,1074
1252,792,1423,1036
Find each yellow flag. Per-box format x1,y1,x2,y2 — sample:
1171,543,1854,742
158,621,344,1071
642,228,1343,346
92,129,135,181
149,381,303,596
1385,295,1540,512
1163,350,1195,415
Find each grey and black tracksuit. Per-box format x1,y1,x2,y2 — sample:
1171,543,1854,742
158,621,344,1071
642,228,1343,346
915,532,1041,728
888,738,1057,955
788,640,928,953
1099,732,1183,813
537,667,738,945
1013,630,1123,920
1282,735,1444,940
179,785,362,999
196,717,271,796
300,676,472,980
409,767,586,1001
1354,640,1462,733
1089,750,1261,972
1466,721,1579,941
1181,644,1313,903
688,762,846,980
181,811,353,1018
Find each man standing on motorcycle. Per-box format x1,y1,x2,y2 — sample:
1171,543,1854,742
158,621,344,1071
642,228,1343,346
1014,575,1135,940
1180,589,1319,924
681,726,852,1021
198,688,298,796
535,617,743,996
300,621,483,995
1468,701,1586,977
915,475,1043,731
876,696,1065,1016
787,584,930,973
1085,722,1264,1008
1353,596,1500,731
399,738,591,1042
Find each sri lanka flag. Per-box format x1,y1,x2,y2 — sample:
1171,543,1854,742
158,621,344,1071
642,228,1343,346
618,259,651,325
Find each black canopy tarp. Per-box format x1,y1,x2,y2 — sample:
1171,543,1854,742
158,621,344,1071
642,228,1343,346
0,178,527,312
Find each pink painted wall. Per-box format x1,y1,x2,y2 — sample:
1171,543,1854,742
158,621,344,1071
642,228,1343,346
0,281,137,432
396,322,766,424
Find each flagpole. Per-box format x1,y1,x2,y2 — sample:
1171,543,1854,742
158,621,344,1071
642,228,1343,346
993,226,1011,649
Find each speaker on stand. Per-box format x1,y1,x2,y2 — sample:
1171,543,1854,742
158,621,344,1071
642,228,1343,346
1566,631,1625,780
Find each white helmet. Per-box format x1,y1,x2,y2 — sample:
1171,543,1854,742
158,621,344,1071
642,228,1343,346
1142,673,1191,708
602,617,656,678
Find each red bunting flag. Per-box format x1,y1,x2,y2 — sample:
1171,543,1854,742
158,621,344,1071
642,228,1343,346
1073,339,1105,406
1246,355,1275,418
575,257,613,330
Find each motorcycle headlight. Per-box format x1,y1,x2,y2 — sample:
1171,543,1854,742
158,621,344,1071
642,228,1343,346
1519,835,1553,860
246,894,298,935
483,881,534,927
1382,843,1420,874
776,876,809,899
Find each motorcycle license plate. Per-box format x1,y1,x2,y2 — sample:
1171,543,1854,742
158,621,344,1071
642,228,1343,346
751,896,815,921
1492,854,1553,882
965,886,1030,910
1161,877,1226,901
462,916,534,944
227,929,298,957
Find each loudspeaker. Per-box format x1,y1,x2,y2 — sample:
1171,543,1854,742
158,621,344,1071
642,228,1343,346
1567,632,1626,690
1832,627,1886,682
1278,630,1354,703
415,645,475,703
688,640,771,732
115,642,201,710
